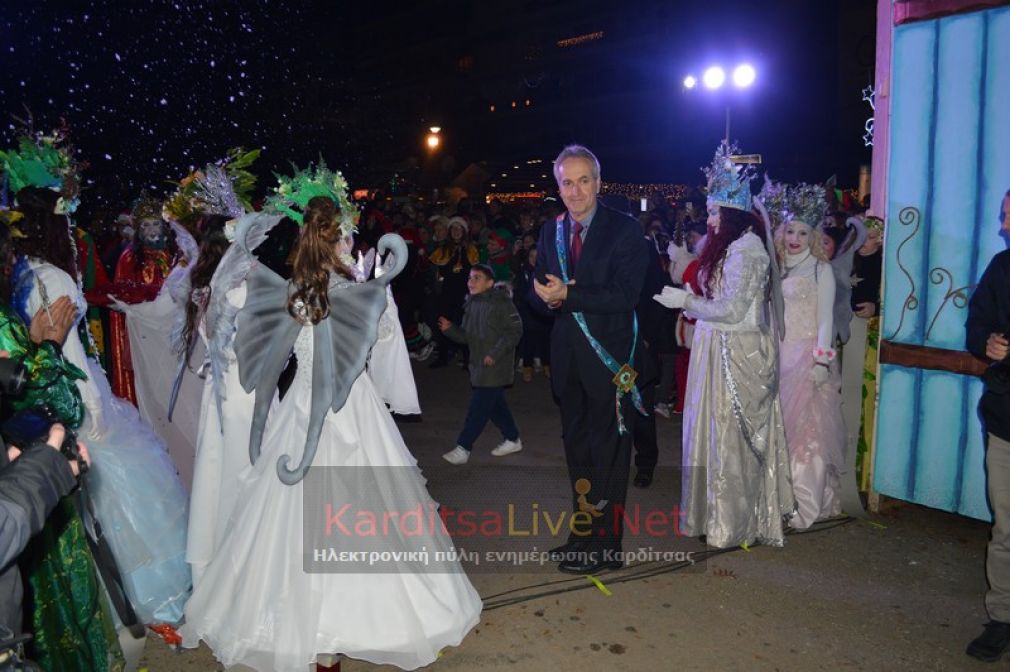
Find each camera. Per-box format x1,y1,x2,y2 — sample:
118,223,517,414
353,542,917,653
1,405,86,475
0,358,26,398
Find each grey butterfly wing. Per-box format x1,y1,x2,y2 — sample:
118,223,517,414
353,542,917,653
204,213,283,429
277,233,409,485
233,261,301,469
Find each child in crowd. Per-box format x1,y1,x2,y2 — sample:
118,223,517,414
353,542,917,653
439,264,523,464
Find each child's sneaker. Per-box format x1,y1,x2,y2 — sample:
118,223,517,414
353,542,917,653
442,446,470,464
491,439,523,457
654,403,672,419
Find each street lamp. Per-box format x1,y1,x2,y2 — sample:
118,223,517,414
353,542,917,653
683,63,757,141
702,66,725,90
426,126,442,150
732,64,756,88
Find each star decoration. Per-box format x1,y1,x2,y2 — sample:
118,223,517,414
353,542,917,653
862,85,876,110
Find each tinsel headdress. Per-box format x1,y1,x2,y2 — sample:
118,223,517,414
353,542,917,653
163,147,260,226
0,118,84,215
703,140,754,212
265,159,358,234
782,183,828,230
758,175,789,230
131,191,164,222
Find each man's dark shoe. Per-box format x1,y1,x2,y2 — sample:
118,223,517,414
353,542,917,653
633,468,654,488
428,359,448,369
558,550,623,575
548,540,586,562
967,621,1010,661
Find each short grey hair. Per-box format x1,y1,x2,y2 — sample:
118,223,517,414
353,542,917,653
553,144,601,183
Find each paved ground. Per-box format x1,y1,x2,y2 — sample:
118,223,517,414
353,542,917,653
140,359,995,671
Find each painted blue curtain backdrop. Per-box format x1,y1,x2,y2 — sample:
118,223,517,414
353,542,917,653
875,6,1010,521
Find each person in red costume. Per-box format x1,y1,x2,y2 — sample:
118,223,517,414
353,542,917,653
86,195,179,404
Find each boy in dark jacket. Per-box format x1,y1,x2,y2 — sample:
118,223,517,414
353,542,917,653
438,264,523,464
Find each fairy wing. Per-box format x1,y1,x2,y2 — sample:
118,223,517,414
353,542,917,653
202,212,283,427
236,233,408,485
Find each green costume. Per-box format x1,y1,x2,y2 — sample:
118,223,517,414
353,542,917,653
0,306,124,671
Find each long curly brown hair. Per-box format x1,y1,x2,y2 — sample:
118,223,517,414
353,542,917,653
179,214,230,359
287,196,354,325
11,187,79,280
696,206,766,299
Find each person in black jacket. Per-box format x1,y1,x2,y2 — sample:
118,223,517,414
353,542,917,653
966,194,1010,662
0,422,90,634
533,145,652,573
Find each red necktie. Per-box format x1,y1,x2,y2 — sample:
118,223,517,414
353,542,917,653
571,220,584,269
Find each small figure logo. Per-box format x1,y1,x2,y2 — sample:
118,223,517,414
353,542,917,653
575,478,606,517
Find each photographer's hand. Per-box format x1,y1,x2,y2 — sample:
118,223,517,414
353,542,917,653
987,332,1009,362
45,424,91,477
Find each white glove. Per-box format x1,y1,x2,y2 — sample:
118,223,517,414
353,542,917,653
810,364,829,386
653,286,688,310
666,240,689,262
107,294,130,313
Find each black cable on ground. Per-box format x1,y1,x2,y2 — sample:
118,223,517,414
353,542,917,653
480,515,857,611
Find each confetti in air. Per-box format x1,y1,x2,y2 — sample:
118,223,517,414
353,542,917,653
0,2,373,214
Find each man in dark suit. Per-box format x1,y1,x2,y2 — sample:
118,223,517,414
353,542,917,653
533,145,651,573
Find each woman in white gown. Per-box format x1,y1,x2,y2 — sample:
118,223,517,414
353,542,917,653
171,214,260,588
654,144,794,548
180,196,481,671
12,186,190,625
774,185,845,528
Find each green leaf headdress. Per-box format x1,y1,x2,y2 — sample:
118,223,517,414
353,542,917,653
0,122,84,215
265,159,358,235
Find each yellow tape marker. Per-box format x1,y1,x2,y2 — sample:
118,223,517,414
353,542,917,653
867,521,887,529
586,574,613,596
740,542,750,552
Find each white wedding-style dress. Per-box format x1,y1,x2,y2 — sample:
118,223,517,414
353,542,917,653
180,324,481,671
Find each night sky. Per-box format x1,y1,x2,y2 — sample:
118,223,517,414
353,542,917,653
1,1,875,218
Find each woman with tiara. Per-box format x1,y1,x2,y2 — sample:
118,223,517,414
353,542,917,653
180,168,480,671
654,141,793,549
773,182,845,528
10,185,191,626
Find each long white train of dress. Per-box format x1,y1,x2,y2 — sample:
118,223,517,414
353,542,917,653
180,327,481,671
26,260,191,625
679,233,795,548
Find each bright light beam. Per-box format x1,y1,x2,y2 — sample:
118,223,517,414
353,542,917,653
702,66,726,90
732,64,756,88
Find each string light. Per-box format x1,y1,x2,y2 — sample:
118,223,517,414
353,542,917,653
556,31,604,48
